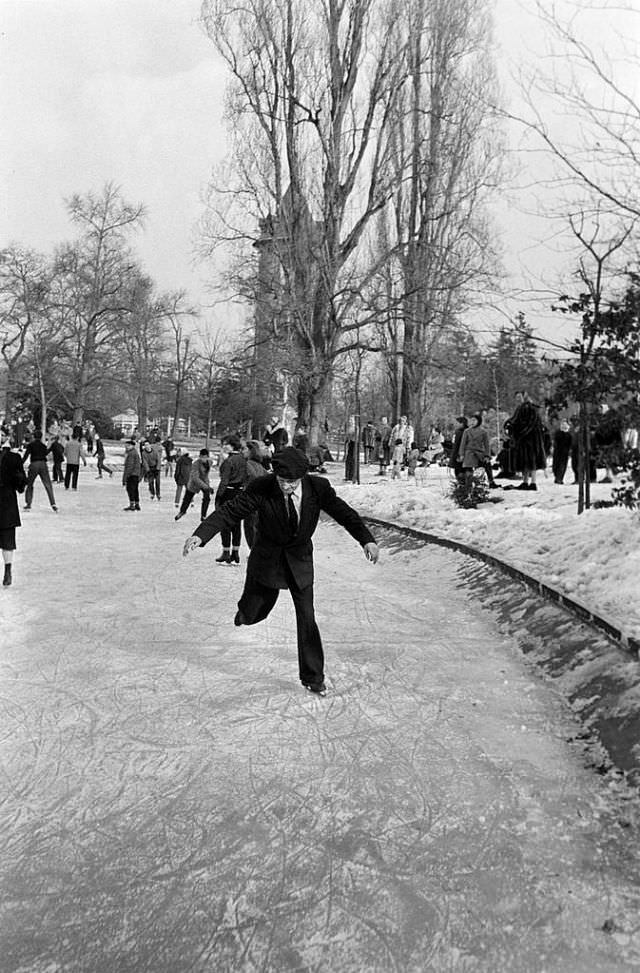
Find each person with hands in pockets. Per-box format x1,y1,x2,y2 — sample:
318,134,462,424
182,446,379,696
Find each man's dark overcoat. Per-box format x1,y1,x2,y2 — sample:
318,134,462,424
194,472,374,589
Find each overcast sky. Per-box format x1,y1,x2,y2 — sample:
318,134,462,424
1,0,226,318
1,0,638,344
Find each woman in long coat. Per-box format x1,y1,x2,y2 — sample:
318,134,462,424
0,440,27,586
510,391,547,491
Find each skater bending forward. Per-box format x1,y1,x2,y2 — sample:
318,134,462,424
183,446,379,695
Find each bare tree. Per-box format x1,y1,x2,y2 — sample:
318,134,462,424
199,0,406,443
163,292,200,438
0,246,50,417
510,0,640,220
194,323,228,445
116,273,171,436
53,182,145,424
380,0,502,436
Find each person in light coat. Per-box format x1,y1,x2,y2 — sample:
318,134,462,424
389,415,414,467
459,413,491,495
63,433,87,490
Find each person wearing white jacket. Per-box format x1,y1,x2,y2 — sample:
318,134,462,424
389,415,414,467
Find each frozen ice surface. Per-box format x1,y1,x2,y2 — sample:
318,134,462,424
1,468,640,972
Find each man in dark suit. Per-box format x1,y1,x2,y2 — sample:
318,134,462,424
183,446,379,695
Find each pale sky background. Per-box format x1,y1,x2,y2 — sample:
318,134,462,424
1,0,638,348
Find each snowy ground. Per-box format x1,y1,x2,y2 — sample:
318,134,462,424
3,452,640,971
339,461,640,645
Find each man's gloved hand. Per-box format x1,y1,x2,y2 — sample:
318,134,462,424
183,536,203,557
363,542,379,563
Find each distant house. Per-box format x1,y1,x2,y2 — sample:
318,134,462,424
112,410,138,438
111,411,191,439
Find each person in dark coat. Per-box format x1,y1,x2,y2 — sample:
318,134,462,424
122,440,142,511
22,431,57,511
175,448,213,521
182,446,379,695
552,420,573,484
510,391,547,491
242,440,270,549
496,420,517,479
448,416,468,482
162,437,175,477
0,440,27,586
593,404,623,483
173,448,192,507
344,418,357,482
292,423,310,457
48,435,65,483
214,435,249,564
94,434,114,478
141,442,162,500
375,417,392,475
361,421,377,464
263,416,288,454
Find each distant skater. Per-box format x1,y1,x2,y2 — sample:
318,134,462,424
173,448,192,507
214,435,248,564
64,433,87,490
142,442,162,500
22,431,57,511
122,440,142,511
94,434,114,478
174,448,213,522
0,439,27,586
48,435,65,483
182,446,379,695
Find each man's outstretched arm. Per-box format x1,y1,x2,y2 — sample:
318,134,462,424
183,488,258,555
316,479,379,561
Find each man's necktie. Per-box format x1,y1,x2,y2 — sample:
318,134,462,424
287,494,298,533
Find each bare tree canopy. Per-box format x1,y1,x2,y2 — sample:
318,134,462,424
510,0,640,220
379,0,503,433
199,0,407,442
54,182,146,424
199,0,504,441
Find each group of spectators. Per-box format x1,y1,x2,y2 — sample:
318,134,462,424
343,414,452,482
448,391,635,497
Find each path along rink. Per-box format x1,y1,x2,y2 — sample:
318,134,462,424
2,473,640,973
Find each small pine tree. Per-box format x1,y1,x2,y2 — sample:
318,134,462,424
449,472,490,509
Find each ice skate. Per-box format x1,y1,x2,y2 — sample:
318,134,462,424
304,682,327,697
2,564,12,587
216,551,231,564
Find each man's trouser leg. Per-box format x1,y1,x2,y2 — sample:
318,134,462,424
39,465,56,505
25,465,37,506
237,577,280,625
289,582,324,687
179,490,194,515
